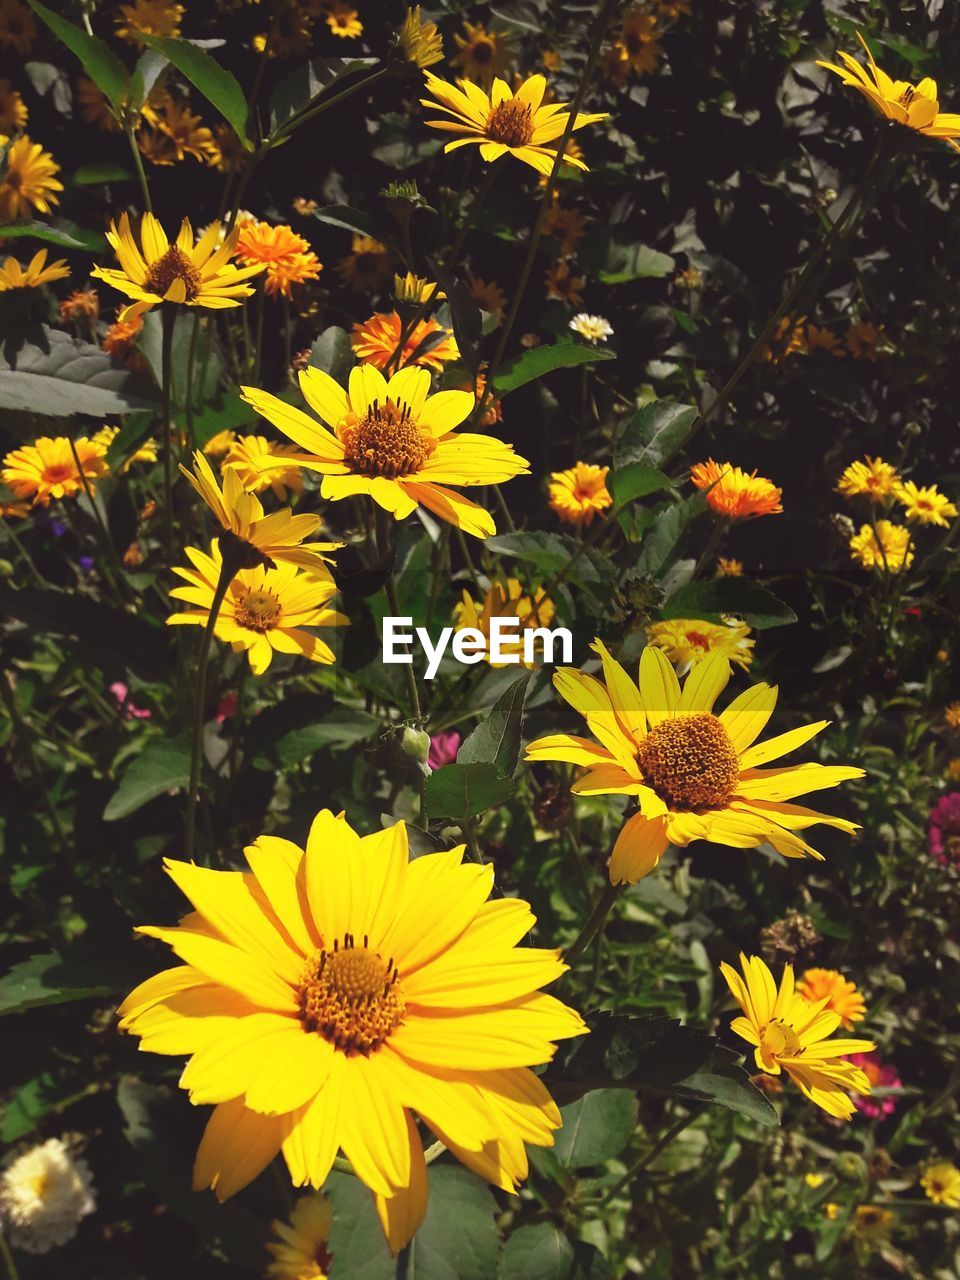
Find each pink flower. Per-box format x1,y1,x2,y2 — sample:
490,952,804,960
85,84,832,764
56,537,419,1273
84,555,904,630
849,1052,901,1119
216,692,238,726
428,730,461,771
929,792,960,866
109,681,151,720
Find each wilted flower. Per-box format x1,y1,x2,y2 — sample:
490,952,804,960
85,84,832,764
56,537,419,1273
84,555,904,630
929,792,960,866
569,313,613,343
646,617,754,671
0,1137,95,1254
545,203,587,255
797,968,867,1030
760,911,821,963
548,461,612,527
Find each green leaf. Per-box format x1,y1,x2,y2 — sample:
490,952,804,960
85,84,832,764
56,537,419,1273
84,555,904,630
500,1225,612,1280
251,708,379,770
0,952,119,1018
0,219,106,251
598,240,674,285
662,579,798,629
554,1089,638,1167
127,47,169,113
141,309,222,409
614,400,699,470
308,325,355,384
324,1172,395,1278
671,1058,779,1126
1,1074,60,1141
493,341,615,394
177,391,258,448
458,673,531,777
268,56,380,134
312,205,382,239
609,463,673,510
636,494,707,577
104,412,154,472
103,737,192,821
139,34,251,146
0,328,159,417
424,762,514,819
28,0,129,112
486,531,609,591
406,1165,501,1280
72,162,133,185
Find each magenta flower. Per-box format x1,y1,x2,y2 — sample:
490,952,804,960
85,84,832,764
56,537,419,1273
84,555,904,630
109,681,151,720
929,792,960,866
849,1052,901,1119
428,729,461,771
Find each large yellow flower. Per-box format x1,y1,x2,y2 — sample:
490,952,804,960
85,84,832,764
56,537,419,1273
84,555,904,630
836,455,899,503
180,450,340,573
0,249,69,291
848,520,912,572
796,967,867,1030
0,134,62,219
454,578,555,668
451,20,515,88
420,72,607,176
818,32,960,152
168,540,346,675
92,213,265,324
117,812,585,1251
646,617,754,671
240,364,529,538
721,953,875,1119
1,435,107,507
525,644,863,885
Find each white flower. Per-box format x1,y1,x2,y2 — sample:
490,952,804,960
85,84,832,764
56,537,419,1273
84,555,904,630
569,313,613,344
0,1137,96,1254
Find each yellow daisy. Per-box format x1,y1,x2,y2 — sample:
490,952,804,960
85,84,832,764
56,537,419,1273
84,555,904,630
222,435,304,502
117,812,585,1251
236,222,322,299
180,450,340,573
525,644,864,885
851,1205,894,1240
142,97,219,167
836,456,899,502
267,1193,332,1280
241,364,528,539
468,275,507,320
818,32,960,152
690,459,783,521
92,213,265,325
451,20,515,88
420,72,607,176
894,479,957,527
0,78,27,132
0,134,62,219
454,579,555,668
1,435,107,507
796,968,867,1030
202,429,237,457
323,1,362,38
921,1162,960,1208
849,520,913,572
616,6,663,78
0,249,69,291
548,461,612,527
393,272,444,305
721,953,875,1119
646,617,755,671
396,6,443,70
168,539,345,675
92,425,158,472
337,235,392,292
115,0,184,45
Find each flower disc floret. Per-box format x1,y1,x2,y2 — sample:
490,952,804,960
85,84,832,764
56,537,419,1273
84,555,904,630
298,937,405,1054
637,713,740,810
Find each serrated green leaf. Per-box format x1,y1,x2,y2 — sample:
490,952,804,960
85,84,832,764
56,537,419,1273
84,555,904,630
636,494,707,577
500,1224,616,1280
610,463,673,510
493,342,616,394
139,34,251,145
423,762,514,819
28,0,129,111
458,673,531,777
269,56,380,134
662,579,798,629
671,1059,779,1126
252,708,379,770
103,737,191,821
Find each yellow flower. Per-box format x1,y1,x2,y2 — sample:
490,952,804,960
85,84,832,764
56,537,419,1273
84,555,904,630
894,479,957,527
202,429,237,457
115,0,184,45
421,72,607,176
267,1193,332,1280
92,213,265,325
60,289,100,322
690,459,783,521
946,702,960,731
548,461,612,527
824,1202,840,1220
646,617,755,671
140,97,219,167
721,953,875,1119
396,5,443,70
77,76,120,131
849,521,913,572
615,6,662,77
836,456,899,502
544,202,587,255
337,235,392,292
351,310,459,372
168,539,345,675
180,450,340,573
716,557,743,577
240,364,529,539
468,275,507,321
0,499,29,519
921,1162,960,1208
818,32,960,152
544,260,584,307
525,645,864,884
796,968,867,1030
323,1,362,39
763,315,807,362
0,249,69,291
253,1,313,58
117,811,585,1252
222,434,304,501
454,579,555,667
236,222,322,298
805,1172,825,1188
93,425,158,472
1,436,108,507
0,0,34,55
846,321,885,360
0,134,62,219
452,20,515,88
393,272,443,305
851,1205,894,1241
0,78,26,132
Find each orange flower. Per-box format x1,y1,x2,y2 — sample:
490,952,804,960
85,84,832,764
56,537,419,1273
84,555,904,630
797,968,867,1031
544,260,584,307
351,311,459,372
59,290,100,323
236,222,322,298
690,459,783,521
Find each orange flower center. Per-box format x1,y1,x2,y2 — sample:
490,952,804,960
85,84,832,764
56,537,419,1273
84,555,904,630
341,399,435,478
487,100,535,147
637,712,740,810
234,586,281,631
144,245,201,301
298,935,405,1055
42,463,75,485
684,629,710,651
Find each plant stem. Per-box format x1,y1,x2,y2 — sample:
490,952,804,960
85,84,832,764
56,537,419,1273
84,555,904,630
0,1232,19,1280
598,1103,707,1209
565,880,621,966
160,304,177,566
126,126,152,213
185,313,201,450
66,436,128,604
376,508,423,724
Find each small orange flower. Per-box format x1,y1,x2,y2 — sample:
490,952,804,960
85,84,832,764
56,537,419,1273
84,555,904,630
690,460,783,521
544,260,584,307
543,201,587,255
351,311,459,372
337,235,392,292
548,462,612,527
59,290,100,323
102,314,144,363
797,968,867,1030
236,222,322,298
468,275,507,321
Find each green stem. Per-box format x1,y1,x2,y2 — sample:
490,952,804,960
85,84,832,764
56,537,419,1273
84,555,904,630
598,1103,707,1209
564,881,621,966
65,436,127,603
460,816,483,864
185,313,201,450
376,508,423,725
271,66,391,144
2,519,43,585
126,125,152,213
0,1232,19,1280
160,305,177,566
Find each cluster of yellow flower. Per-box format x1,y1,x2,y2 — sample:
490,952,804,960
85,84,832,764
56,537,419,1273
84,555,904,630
765,316,889,363
836,455,957,573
